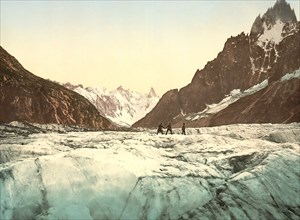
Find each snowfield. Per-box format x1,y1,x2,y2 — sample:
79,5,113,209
0,122,300,220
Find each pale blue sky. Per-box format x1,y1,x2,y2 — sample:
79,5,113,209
1,0,299,95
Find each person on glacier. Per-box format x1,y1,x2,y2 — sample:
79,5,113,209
182,123,186,135
165,123,173,135
157,123,165,134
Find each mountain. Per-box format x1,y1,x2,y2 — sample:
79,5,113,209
250,0,297,43
63,83,159,127
133,0,300,128
0,46,114,129
170,70,300,127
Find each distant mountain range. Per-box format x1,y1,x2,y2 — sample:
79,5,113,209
0,46,114,130
62,83,159,127
133,0,300,128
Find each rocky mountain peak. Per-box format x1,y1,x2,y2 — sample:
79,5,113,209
117,85,123,91
148,87,158,98
250,0,297,42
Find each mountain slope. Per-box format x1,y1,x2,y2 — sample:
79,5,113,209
209,77,300,126
0,46,114,129
63,83,159,127
168,69,300,127
133,0,300,128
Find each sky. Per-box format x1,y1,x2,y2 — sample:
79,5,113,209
1,0,299,95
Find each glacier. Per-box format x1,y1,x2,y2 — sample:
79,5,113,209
0,122,300,220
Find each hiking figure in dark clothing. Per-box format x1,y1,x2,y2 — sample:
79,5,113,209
157,123,164,134
182,123,186,135
165,123,173,135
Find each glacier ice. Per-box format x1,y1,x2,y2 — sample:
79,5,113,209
0,122,300,220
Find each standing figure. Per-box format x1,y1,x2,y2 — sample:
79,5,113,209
157,123,164,135
182,123,186,135
165,123,173,135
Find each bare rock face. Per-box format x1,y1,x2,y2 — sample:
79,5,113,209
250,0,297,42
180,32,252,114
207,78,300,126
133,32,252,128
249,0,298,81
268,22,300,82
0,46,114,129
132,0,300,128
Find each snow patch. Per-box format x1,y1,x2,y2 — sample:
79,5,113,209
257,20,285,47
281,68,300,81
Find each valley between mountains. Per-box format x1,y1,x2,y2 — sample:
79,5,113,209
0,0,299,220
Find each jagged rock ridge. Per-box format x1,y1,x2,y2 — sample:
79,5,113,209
0,46,114,129
250,0,297,41
133,0,300,128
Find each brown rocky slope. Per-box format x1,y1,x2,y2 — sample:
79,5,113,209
0,46,114,129
208,78,300,126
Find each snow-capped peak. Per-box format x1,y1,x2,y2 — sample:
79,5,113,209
250,0,297,45
63,83,160,127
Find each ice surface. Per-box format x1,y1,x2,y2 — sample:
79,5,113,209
1,123,300,220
